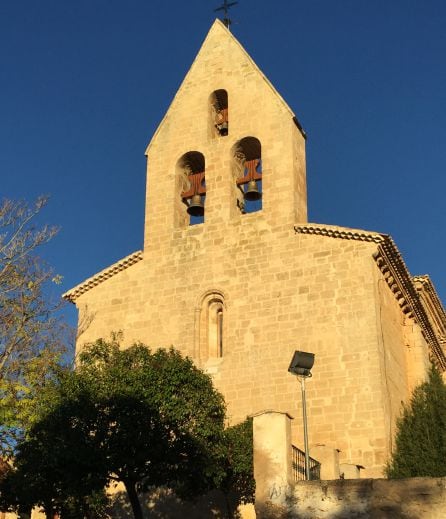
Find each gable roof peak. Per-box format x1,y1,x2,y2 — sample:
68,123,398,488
145,19,300,154
210,17,231,32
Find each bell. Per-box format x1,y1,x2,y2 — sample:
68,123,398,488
217,121,228,136
187,194,204,217
244,180,262,201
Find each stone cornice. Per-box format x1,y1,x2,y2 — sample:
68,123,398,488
294,224,384,244
374,241,446,370
413,275,446,322
373,236,416,319
63,250,143,304
294,224,446,370
413,275,446,339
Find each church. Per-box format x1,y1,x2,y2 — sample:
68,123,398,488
64,20,446,478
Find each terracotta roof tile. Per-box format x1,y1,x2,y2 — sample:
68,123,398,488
63,250,143,303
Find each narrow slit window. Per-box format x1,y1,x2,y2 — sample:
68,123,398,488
217,308,223,357
208,300,224,358
199,292,225,362
211,89,228,136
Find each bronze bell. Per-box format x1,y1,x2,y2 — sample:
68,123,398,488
244,180,262,201
187,194,204,217
217,121,228,136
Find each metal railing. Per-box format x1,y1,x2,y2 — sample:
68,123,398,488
292,444,321,481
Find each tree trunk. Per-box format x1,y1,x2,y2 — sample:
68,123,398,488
224,493,232,519
124,480,144,519
43,504,54,519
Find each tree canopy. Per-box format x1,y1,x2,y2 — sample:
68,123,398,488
0,199,255,517
386,365,446,478
0,197,68,453
4,339,229,518
220,418,255,518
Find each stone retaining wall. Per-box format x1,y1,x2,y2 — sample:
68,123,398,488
255,477,446,519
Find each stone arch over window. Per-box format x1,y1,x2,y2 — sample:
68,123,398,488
210,89,228,137
232,137,262,214
197,290,226,364
176,151,206,226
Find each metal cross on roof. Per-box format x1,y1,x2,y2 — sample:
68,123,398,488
214,0,238,29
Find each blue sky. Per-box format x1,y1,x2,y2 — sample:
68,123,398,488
1,1,445,329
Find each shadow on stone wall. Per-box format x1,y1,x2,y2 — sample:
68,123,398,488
255,478,446,519
108,487,245,519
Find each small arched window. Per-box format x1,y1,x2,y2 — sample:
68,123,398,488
233,137,262,214
177,151,206,226
210,89,228,137
198,291,226,363
208,300,224,358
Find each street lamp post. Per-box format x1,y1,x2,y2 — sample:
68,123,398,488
288,350,315,481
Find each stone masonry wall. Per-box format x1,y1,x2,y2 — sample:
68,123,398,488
75,222,430,476
255,478,446,519
72,21,434,477
371,264,431,464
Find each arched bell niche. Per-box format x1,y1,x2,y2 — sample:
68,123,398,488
232,136,262,214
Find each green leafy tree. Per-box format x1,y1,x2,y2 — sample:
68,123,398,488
0,365,108,517
59,491,109,519
78,339,227,516
219,418,255,518
6,338,227,519
386,365,446,478
0,197,68,453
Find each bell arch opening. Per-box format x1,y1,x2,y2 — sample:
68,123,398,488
176,151,206,227
210,89,228,137
232,137,262,214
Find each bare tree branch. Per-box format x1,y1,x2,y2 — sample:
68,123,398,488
0,197,69,454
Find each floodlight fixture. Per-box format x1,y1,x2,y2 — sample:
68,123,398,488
288,350,315,480
288,350,315,378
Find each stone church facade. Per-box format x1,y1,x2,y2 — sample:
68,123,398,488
64,20,446,478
